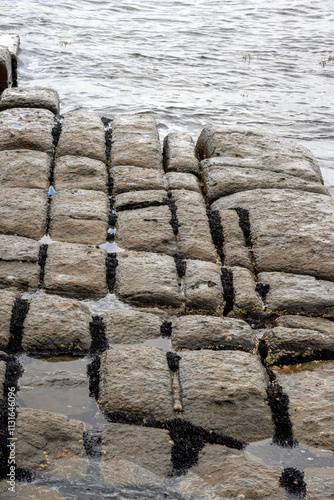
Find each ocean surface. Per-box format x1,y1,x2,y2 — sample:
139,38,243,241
1,0,334,194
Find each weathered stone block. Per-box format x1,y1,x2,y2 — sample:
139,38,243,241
114,189,167,211
111,114,162,169
0,46,12,92
189,444,284,500
44,241,108,298
213,189,334,281
112,165,165,194
0,261,39,291
0,108,54,153
219,209,253,270
54,155,107,192
15,408,87,477
231,266,264,314
103,309,162,344
57,111,106,162
0,33,19,85
101,423,172,476
259,271,334,317
172,315,256,351
0,187,47,239
22,293,91,352
0,234,39,261
196,128,323,184
116,205,177,255
100,460,164,487
0,360,6,399
277,315,334,335
115,251,182,308
163,132,199,174
274,361,334,450
178,350,273,441
49,189,109,245
305,468,334,499
172,190,217,262
99,346,174,421
0,290,18,349
184,260,224,312
202,158,327,203
0,87,60,114
164,171,201,193
0,149,51,190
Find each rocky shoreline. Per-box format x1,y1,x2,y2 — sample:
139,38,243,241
0,36,334,499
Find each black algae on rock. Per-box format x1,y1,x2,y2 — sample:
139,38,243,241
7,298,29,354
83,429,102,459
106,253,118,293
266,383,296,448
90,315,109,354
280,468,307,498
173,254,186,279
161,321,172,338
206,205,224,262
221,267,234,316
166,352,181,373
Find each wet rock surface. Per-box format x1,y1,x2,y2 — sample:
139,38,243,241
0,87,60,114
102,308,163,344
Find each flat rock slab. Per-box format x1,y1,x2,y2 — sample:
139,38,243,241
114,189,167,211
116,205,177,255
0,149,51,190
196,128,323,184
274,361,334,451
0,234,39,261
305,468,334,499
0,261,39,291
15,408,87,477
49,189,109,245
111,165,165,194
172,190,217,262
178,350,273,441
111,114,162,170
22,293,91,353
103,308,163,344
0,187,47,239
0,290,18,348
99,346,174,421
0,108,54,153
202,158,327,203
264,327,334,365
57,111,106,162
0,46,12,91
172,315,256,351
219,209,253,270
115,251,182,308
44,241,108,298
277,315,334,336
54,155,107,192
184,259,224,312
259,271,334,317
164,172,201,193
101,423,172,476
0,483,66,499
212,189,334,281
163,132,199,174
0,87,60,114
231,266,264,315
189,444,285,500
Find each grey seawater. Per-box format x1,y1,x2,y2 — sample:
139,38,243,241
1,0,334,192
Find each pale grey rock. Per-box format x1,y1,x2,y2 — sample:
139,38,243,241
163,132,199,174
305,468,334,500
100,460,165,487
277,315,334,335
115,251,182,308
111,114,162,170
112,165,165,194
116,205,177,255
0,360,6,399
57,111,106,162
0,290,18,349
54,155,107,192
101,423,172,475
190,444,285,500
196,128,323,183
184,259,224,312
49,189,109,245
202,158,327,203
22,293,91,352
99,346,174,421
172,190,217,262
178,350,273,441
164,171,201,193
114,189,167,211
0,261,39,291
44,241,108,298
274,361,334,450
264,327,334,365
0,108,54,153
219,209,253,270
0,34,20,58
0,187,47,239
0,87,60,114
172,315,256,351
259,271,334,317
103,308,162,344
212,189,334,281
0,234,39,261
1,483,66,499
231,266,264,315
0,149,51,190
0,46,12,91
